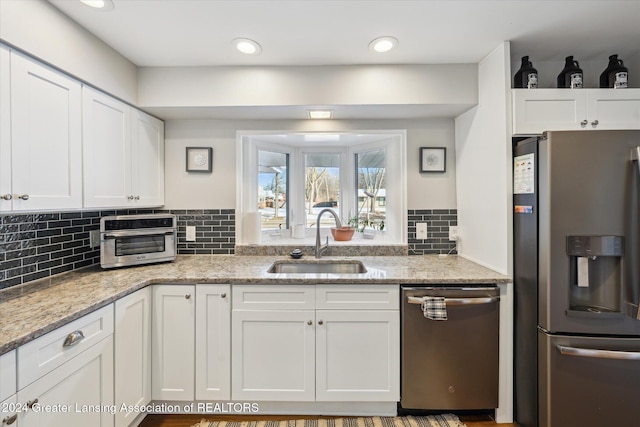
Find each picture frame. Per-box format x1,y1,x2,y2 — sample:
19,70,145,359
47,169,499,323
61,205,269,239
186,147,213,172
420,147,446,173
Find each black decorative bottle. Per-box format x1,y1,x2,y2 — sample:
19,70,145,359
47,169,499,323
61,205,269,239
557,56,583,88
599,54,628,88
514,56,538,88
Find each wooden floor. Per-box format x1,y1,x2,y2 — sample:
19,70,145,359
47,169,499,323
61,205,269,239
139,414,519,427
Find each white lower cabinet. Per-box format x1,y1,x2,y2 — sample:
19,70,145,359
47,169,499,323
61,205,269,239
231,284,400,403
115,288,151,427
195,285,231,400
17,335,114,427
151,285,195,401
1,394,18,427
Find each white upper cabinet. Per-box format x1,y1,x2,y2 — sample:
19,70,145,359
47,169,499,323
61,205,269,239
131,109,165,207
512,88,640,135
83,87,164,209
2,51,82,211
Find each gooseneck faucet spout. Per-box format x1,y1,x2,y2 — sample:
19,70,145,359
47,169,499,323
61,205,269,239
315,208,342,258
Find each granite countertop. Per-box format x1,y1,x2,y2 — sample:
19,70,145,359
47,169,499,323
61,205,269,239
0,254,510,355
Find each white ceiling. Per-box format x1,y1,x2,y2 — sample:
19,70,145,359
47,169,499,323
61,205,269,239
46,0,640,121
48,0,640,67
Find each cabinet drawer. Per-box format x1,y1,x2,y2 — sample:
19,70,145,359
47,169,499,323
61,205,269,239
17,305,114,389
0,350,16,402
316,285,399,310
232,285,315,310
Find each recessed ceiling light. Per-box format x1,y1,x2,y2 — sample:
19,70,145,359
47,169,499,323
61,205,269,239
307,110,333,119
80,0,114,10
233,38,262,55
369,36,398,53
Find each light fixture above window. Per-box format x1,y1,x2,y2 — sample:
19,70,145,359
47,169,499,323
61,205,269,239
80,0,114,10
233,38,262,55
369,36,398,53
307,110,333,119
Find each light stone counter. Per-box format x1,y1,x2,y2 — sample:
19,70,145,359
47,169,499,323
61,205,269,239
0,254,510,354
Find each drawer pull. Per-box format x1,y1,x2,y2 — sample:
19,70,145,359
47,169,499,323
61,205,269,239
2,414,18,425
307,320,312,325
26,399,38,409
185,294,191,299
63,330,85,348
318,320,324,325
221,293,227,298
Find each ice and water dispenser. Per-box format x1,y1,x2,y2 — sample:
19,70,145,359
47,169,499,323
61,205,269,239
567,235,625,317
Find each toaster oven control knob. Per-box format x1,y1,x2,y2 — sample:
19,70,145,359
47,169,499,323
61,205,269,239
1,194,11,200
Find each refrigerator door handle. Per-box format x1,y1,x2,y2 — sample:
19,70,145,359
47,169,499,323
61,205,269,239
557,345,640,361
634,147,640,320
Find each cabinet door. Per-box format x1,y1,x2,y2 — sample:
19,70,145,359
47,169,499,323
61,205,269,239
195,284,231,400
315,310,400,402
0,350,16,403
231,310,315,401
1,394,18,427
151,285,195,401
82,86,132,208
10,53,82,210
115,288,151,427
131,109,164,207
512,89,587,134
586,89,640,130
17,336,114,427
0,45,11,211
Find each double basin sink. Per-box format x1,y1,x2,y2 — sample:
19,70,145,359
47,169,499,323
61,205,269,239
267,260,367,274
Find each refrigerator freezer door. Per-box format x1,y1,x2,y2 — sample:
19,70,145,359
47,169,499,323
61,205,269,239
539,331,640,427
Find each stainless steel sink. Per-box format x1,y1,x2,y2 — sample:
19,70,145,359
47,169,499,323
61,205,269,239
267,260,367,274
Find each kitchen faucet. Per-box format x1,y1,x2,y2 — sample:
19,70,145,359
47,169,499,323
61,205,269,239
315,208,342,258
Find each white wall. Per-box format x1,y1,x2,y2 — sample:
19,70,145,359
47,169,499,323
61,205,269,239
139,65,477,109
164,118,456,210
0,0,138,103
455,43,512,275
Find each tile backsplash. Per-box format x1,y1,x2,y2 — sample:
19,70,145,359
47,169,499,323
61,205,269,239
1,208,456,289
0,209,236,290
407,209,458,255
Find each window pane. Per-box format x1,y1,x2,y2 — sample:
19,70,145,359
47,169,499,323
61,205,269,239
305,153,340,227
258,150,288,230
356,149,386,231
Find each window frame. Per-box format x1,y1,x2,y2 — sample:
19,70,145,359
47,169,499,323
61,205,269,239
237,130,406,245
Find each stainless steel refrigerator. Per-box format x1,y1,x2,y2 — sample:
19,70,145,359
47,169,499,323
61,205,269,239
513,130,640,427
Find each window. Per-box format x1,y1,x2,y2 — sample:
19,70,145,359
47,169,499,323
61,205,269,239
238,131,406,244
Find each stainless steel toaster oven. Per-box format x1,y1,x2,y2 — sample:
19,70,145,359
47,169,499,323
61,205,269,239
100,214,177,269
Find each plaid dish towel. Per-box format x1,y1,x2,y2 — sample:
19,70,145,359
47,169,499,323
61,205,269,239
421,296,448,320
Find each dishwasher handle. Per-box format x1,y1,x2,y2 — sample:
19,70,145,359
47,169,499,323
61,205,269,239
407,295,499,306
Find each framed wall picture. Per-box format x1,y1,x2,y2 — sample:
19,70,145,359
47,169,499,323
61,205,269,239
420,147,446,173
186,147,213,172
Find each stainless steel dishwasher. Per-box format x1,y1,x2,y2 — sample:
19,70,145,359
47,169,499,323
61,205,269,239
401,285,500,410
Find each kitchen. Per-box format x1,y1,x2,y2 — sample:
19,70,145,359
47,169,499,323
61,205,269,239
1,1,640,427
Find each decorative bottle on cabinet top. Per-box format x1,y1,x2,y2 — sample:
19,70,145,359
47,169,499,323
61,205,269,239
599,54,628,88
514,56,538,89
557,56,583,88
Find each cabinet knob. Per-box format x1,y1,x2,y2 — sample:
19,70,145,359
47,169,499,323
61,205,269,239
134,195,140,200
26,398,38,409
185,294,191,299
16,194,29,200
221,293,227,298
127,195,135,200
318,320,324,325
307,320,313,325
2,414,17,425
580,120,588,127
1,194,11,200
591,120,599,127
